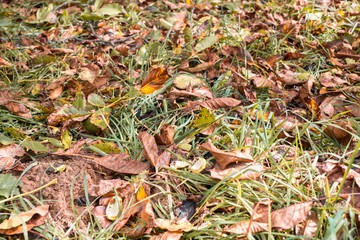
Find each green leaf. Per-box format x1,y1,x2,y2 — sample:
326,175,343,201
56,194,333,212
192,108,215,128
96,3,124,17
0,136,13,145
36,4,54,21
73,92,86,109
194,36,217,52
90,108,111,130
23,140,49,153
61,128,72,149
88,93,105,107
92,141,122,153
0,174,22,198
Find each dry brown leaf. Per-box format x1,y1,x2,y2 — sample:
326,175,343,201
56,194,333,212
0,143,25,170
166,87,213,101
221,46,254,64
323,121,354,145
251,77,275,88
150,231,183,240
271,201,313,230
154,218,192,232
138,131,158,168
88,179,134,197
319,72,348,88
187,97,242,110
0,57,11,67
93,206,112,229
295,212,318,239
155,124,175,145
93,153,150,174
283,52,306,60
0,205,49,235
199,139,253,169
209,163,266,180
172,11,187,31
2,101,32,119
278,70,307,85
225,220,268,235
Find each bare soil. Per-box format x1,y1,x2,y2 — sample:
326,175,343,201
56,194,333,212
17,154,107,231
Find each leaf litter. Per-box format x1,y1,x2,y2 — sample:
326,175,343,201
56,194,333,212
1,0,360,239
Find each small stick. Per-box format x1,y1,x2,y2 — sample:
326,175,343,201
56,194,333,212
0,179,57,205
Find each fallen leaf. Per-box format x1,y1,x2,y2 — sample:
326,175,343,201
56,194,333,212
252,77,275,88
140,68,170,94
0,143,25,170
319,72,348,87
173,74,203,90
138,132,158,163
187,97,242,110
210,163,266,180
323,121,354,145
295,212,318,239
150,231,183,240
271,201,313,230
0,205,49,235
88,179,134,197
200,139,253,169
225,220,269,235
93,153,150,174
195,36,217,52
154,123,175,145
154,218,193,232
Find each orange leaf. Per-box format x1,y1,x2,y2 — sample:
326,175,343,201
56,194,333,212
140,68,170,94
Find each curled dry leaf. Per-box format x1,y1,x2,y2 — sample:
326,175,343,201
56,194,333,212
0,143,25,170
187,97,242,111
0,205,49,235
154,218,192,232
93,206,112,229
93,153,150,174
155,123,175,145
209,163,266,180
150,231,183,240
140,68,170,94
200,139,253,170
138,131,158,167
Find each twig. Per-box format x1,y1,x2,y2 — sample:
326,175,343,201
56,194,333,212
0,179,57,205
